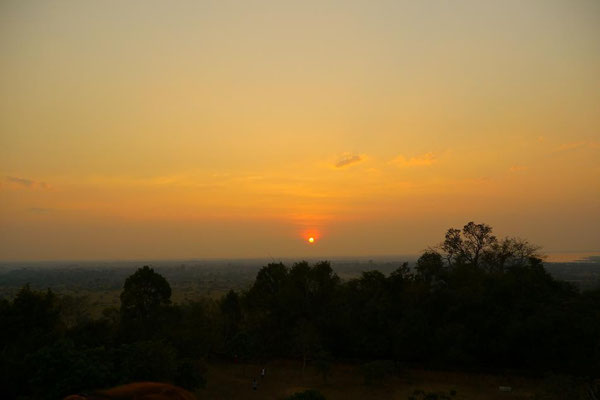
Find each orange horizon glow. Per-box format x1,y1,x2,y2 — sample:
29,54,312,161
0,1,599,260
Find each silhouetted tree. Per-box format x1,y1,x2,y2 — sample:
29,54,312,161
0,285,63,399
117,340,177,383
415,252,445,284
119,266,171,341
4,222,600,400
439,222,496,267
481,236,541,273
27,340,114,399
292,318,322,376
220,290,242,355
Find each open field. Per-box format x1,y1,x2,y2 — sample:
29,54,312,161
198,361,565,400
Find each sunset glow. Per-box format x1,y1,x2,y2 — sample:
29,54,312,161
2,4,599,397
0,1,598,260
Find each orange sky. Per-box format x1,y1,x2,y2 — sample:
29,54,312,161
1,1,599,260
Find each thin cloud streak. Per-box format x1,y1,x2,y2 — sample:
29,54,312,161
6,176,34,187
390,152,436,167
335,154,363,168
554,141,600,153
509,166,528,173
5,176,51,189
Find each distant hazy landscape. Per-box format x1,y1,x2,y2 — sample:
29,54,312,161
0,256,415,306
1,253,599,316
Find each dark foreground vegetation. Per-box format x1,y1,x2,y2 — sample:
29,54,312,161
1,222,599,399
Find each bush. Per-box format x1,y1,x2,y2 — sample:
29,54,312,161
117,340,177,383
360,360,396,385
27,340,114,399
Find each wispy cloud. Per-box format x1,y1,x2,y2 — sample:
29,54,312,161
334,153,363,168
5,176,51,190
390,152,436,167
554,140,599,153
509,165,528,173
7,176,34,187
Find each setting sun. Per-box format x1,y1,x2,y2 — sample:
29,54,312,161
1,2,599,398
0,1,597,261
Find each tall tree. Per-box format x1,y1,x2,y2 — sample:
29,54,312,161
441,222,497,267
119,266,171,340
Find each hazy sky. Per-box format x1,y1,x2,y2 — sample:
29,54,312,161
1,0,599,261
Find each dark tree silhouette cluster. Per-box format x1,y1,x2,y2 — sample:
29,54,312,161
1,223,600,399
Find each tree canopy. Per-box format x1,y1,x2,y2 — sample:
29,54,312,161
1,222,599,399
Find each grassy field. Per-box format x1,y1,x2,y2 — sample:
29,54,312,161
197,360,563,400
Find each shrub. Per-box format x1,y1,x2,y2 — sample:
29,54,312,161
360,360,396,385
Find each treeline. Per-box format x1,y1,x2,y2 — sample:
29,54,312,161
1,222,599,399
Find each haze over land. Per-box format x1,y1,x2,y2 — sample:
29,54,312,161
1,0,599,260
